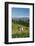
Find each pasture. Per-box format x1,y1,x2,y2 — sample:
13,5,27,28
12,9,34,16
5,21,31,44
12,22,29,38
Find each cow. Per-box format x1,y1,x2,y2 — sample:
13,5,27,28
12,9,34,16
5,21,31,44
18,26,24,32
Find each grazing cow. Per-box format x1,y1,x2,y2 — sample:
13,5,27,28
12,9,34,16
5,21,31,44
18,26,24,32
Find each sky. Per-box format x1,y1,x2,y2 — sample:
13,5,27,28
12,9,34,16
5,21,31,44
12,8,29,17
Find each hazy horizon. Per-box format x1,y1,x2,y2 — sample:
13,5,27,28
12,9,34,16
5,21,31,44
12,16,29,18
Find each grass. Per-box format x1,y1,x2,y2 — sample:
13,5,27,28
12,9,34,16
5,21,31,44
12,23,29,38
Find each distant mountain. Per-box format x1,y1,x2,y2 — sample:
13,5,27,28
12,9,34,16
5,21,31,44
12,17,29,23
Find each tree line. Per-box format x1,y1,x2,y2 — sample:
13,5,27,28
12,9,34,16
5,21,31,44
12,19,29,27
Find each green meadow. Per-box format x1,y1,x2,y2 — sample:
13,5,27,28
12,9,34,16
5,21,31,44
12,18,29,38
